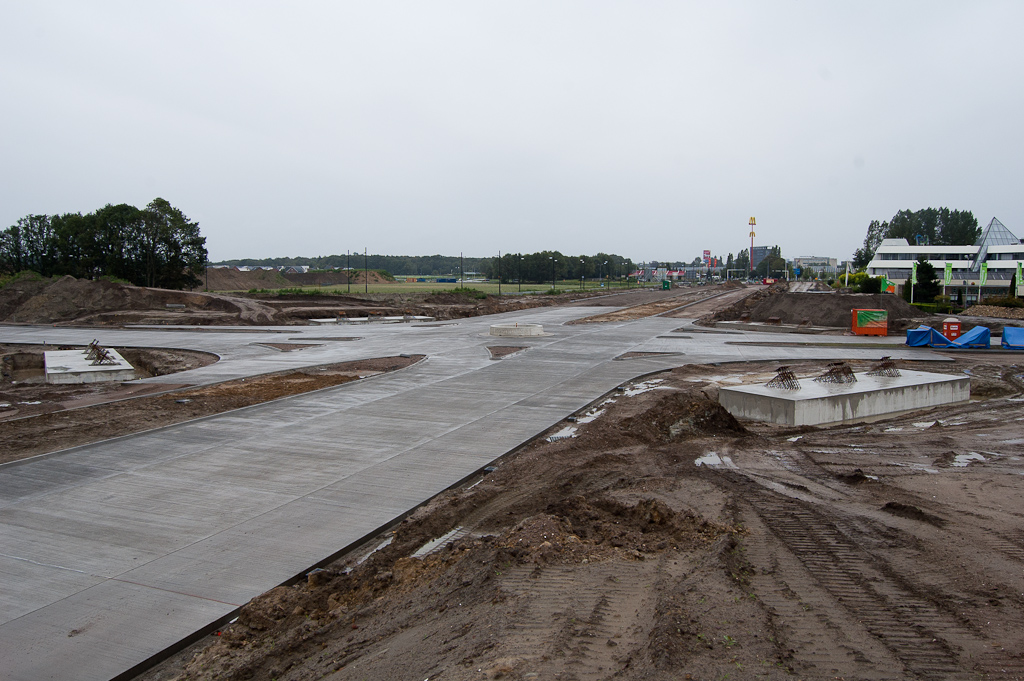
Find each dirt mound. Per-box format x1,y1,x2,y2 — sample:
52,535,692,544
280,271,352,287
0,273,53,319
205,268,291,291
618,388,749,443
0,275,274,325
962,304,1024,321
708,285,927,330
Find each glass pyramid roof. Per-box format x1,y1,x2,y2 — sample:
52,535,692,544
975,217,1019,247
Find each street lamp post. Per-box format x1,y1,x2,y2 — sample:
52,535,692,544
519,255,523,293
580,258,585,290
549,256,556,290
497,251,501,296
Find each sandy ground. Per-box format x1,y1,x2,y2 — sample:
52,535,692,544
138,354,1024,681
0,353,423,464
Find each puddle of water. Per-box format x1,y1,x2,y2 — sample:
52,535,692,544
865,474,879,480
913,421,936,429
952,452,985,467
18,401,42,405
1003,439,1024,445
884,427,903,432
787,436,803,442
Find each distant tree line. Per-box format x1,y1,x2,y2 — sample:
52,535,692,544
216,254,491,277
484,252,635,284
852,208,979,269
216,252,636,282
0,199,207,289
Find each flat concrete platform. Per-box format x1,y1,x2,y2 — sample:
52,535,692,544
44,348,135,384
0,313,950,681
719,369,970,426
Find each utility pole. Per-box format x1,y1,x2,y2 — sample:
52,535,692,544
460,252,463,286
497,251,501,296
347,250,350,293
364,248,368,294
748,217,756,276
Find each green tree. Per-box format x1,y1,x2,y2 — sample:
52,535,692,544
852,208,979,267
903,257,941,303
139,198,206,288
734,249,749,274
0,199,207,289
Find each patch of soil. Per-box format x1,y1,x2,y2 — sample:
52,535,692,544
0,355,423,464
256,343,322,352
485,346,526,359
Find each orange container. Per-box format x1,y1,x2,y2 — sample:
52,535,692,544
851,309,888,336
941,318,961,340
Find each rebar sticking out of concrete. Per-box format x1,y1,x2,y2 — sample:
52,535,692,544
766,366,801,390
814,362,857,384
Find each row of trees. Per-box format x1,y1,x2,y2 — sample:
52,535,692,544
217,254,491,277
852,208,979,268
0,199,207,289
482,252,634,284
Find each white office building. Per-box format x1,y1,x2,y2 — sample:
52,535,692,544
866,218,1023,305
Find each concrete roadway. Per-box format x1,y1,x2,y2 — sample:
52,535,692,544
0,307,939,680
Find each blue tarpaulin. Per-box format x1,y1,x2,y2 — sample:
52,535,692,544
906,325,990,349
951,325,990,349
906,326,953,347
1001,326,1024,349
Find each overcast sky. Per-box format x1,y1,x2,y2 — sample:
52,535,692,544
2,2,1022,263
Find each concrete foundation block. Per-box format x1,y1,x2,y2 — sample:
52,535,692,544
718,369,969,426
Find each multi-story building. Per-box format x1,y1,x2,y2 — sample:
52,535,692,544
751,245,770,270
866,218,1023,305
793,256,838,272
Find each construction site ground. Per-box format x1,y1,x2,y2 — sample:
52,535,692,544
4,277,1024,680
0,351,422,464
141,353,1024,681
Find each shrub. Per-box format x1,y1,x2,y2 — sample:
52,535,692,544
0,270,43,288
452,286,487,300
